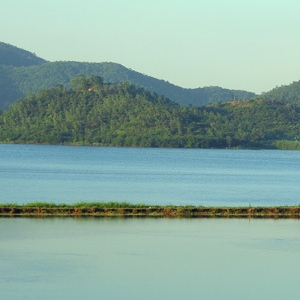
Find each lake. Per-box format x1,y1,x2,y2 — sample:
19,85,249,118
1,145,300,299
0,218,299,300
1,144,300,206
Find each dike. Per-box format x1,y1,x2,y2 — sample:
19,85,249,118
0,205,300,218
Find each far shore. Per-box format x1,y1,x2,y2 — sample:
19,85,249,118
1,203,300,218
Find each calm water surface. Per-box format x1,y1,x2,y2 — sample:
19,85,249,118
1,144,300,206
0,218,299,300
1,146,300,299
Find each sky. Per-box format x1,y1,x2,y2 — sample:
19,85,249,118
1,0,300,94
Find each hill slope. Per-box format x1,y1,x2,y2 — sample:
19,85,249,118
0,42,256,109
1,76,299,149
0,42,47,67
261,80,300,103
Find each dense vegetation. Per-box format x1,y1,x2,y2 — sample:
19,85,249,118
1,75,299,149
1,202,300,218
261,80,300,103
0,42,256,109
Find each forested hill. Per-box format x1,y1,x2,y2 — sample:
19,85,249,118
0,42,47,67
261,80,300,103
0,42,256,109
1,75,299,150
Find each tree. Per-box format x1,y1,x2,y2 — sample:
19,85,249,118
70,75,103,92
70,74,87,91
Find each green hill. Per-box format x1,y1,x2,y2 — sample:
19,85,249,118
261,80,300,103
0,42,256,109
1,75,299,149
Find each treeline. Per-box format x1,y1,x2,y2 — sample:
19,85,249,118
0,75,300,149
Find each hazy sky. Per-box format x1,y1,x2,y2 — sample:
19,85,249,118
2,0,300,93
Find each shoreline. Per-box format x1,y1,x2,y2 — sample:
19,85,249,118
1,204,300,218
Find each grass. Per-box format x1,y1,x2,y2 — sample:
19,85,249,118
72,201,148,208
0,202,300,218
0,201,149,208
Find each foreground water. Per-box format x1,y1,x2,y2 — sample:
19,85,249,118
0,218,299,300
1,144,300,206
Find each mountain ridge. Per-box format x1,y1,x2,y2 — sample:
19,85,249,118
0,42,256,109
0,42,47,67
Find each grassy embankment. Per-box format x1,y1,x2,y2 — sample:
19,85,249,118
0,202,300,218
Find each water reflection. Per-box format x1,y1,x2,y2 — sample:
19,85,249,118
0,218,299,300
